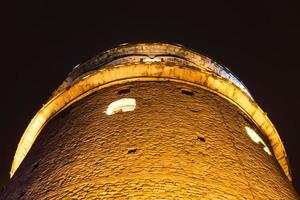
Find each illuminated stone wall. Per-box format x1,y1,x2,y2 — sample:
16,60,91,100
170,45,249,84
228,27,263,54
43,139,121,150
1,81,298,199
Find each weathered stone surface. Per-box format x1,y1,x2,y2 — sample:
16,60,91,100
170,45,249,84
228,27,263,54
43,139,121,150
1,81,298,199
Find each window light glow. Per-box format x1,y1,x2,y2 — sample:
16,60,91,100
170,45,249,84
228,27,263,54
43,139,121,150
245,126,272,155
105,98,136,115
142,57,162,62
263,146,272,156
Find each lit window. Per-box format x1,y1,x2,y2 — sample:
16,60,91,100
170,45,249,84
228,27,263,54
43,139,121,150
142,57,162,62
105,98,136,115
245,126,272,155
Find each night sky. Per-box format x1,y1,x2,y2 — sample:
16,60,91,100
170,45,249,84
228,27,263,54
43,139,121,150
1,0,300,194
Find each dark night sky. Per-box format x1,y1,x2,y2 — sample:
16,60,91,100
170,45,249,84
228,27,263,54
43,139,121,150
1,0,300,194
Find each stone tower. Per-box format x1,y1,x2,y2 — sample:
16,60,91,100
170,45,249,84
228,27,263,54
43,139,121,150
1,43,299,199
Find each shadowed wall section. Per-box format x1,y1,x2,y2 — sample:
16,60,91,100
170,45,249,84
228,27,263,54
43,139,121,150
1,82,298,199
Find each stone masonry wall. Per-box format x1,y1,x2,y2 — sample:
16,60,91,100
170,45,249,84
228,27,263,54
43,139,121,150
1,81,299,199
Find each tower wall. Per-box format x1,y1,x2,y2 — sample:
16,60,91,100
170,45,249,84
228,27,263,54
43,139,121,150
1,81,298,199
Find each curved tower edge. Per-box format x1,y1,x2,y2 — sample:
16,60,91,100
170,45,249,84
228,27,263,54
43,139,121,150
10,63,291,181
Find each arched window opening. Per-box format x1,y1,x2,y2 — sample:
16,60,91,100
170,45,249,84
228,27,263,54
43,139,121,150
245,126,272,156
105,98,136,115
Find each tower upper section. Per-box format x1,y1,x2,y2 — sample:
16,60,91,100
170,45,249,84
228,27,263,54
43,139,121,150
54,43,253,99
10,43,291,181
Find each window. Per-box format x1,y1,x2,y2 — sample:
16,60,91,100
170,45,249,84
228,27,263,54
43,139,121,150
105,98,136,115
245,126,272,155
